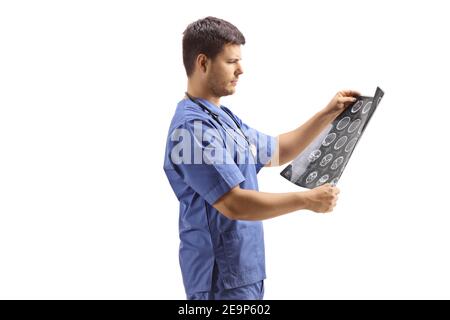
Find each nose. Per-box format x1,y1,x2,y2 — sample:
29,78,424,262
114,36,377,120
235,61,244,76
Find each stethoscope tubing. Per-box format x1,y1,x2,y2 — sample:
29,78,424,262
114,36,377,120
184,92,253,152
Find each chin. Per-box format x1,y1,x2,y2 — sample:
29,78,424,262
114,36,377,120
216,86,235,97
225,87,236,95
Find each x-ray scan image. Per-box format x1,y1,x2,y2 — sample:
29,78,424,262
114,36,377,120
280,87,384,189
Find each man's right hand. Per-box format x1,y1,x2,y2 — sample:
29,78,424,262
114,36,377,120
304,183,340,213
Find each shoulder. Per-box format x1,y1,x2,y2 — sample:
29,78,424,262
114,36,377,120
168,99,221,134
170,99,211,129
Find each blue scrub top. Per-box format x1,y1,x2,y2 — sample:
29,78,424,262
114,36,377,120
163,97,276,295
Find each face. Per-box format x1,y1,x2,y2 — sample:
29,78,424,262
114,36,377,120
205,44,244,98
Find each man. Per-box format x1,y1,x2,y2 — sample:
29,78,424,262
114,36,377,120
163,16,360,300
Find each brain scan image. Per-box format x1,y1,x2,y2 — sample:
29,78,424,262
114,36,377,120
308,150,321,162
316,174,329,186
345,137,358,152
334,136,348,150
336,117,351,130
280,87,384,189
351,100,363,113
305,171,318,183
320,153,333,166
322,132,337,146
331,156,344,170
348,119,361,133
358,122,363,135
362,101,372,114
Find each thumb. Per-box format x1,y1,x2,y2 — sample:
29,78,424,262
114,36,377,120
339,96,357,104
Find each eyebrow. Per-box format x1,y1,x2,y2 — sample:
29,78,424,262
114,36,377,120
227,58,241,62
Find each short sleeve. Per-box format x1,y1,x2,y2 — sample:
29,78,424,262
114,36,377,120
249,126,277,173
167,119,245,205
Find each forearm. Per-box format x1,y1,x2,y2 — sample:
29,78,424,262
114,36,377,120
276,109,338,165
219,188,310,221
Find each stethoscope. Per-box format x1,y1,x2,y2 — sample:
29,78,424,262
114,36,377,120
185,92,257,158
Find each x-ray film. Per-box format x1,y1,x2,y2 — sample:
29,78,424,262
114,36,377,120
280,87,384,189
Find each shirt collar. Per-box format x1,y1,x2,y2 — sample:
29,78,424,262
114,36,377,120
195,98,223,114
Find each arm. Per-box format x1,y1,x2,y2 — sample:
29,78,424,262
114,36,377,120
268,90,361,166
275,109,336,166
213,184,340,221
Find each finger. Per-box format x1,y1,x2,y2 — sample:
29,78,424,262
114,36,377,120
322,183,332,190
339,96,357,104
341,90,361,97
339,96,357,102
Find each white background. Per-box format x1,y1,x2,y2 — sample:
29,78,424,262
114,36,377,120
1,0,449,299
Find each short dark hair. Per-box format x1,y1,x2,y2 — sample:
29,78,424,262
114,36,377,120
182,16,245,77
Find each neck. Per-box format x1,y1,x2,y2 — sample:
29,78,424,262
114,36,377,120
186,82,220,107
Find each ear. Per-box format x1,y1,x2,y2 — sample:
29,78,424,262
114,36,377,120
196,54,209,73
